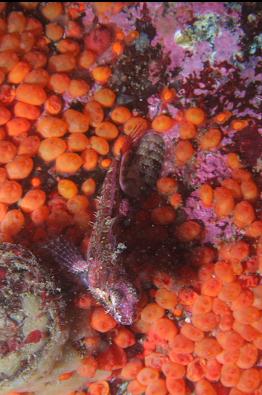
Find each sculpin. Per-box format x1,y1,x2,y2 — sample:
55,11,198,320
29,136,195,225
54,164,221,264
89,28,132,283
42,131,165,325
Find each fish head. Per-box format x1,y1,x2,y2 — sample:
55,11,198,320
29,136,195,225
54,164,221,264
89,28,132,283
109,281,139,325
92,274,139,326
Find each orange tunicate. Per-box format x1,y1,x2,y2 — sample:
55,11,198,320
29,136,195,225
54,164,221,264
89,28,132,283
49,73,70,94
39,137,66,162
16,83,47,105
7,11,26,33
0,71,4,85
77,356,97,378
161,87,176,102
95,121,119,141
180,324,204,342
226,152,242,169
199,184,213,207
37,116,68,138
199,128,222,150
24,50,47,69
237,368,260,393
0,33,20,52
237,343,258,369
195,379,217,395
6,155,33,179
152,114,174,133
90,136,109,156
179,121,197,139
68,79,89,98
157,177,177,196
127,380,146,395
191,312,218,332
112,41,124,56
41,2,63,21
113,328,135,349
67,133,89,152
155,288,177,310
19,189,46,212
170,334,194,355
232,168,252,182
0,141,17,164
186,358,205,382
56,38,80,55
0,127,5,140
0,51,19,72
63,109,90,133
56,153,83,174
233,306,260,325
240,180,258,201
82,148,99,171
93,88,116,108
185,107,206,125
141,303,165,323
213,187,235,217
151,206,176,225
111,106,131,124
58,179,78,200
233,200,255,228
231,119,249,131
24,68,50,86
8,61,31,84
112,135,129,157
14,101,40,120
194,338,222,359
168,193,183,209
0,104,11,125
81,178,96,196
121,359,143,381
90,307,117,333
221,364,241,387
176,220,202,242
1,208,24,236
78,49,96,69
123,116,148,136
246,220,262,238
175,140,195,165
213,111,232,124
84,101,104,127
18,135,40,156
45,22,64,41
218,282,241,303
221,178,242,199
44,94,62,115
0,167,7,184
0,180,23,204
137,367,159,387
67,194,89,214
214,261,235,283
92,66,112,84
6,117,31,137
192,295,212,315
100,158,112,169
0,202,7,222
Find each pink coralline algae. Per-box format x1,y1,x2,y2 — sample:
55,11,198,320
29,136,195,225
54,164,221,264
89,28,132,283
214,28,242,63
192,151,232,187
185,191,244,244
107,3,144,34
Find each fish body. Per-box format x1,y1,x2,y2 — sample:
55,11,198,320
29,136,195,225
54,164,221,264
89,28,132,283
42,131,165,325
120,132,165,199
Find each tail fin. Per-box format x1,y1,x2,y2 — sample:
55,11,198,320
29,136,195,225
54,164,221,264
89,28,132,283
39,236,87,274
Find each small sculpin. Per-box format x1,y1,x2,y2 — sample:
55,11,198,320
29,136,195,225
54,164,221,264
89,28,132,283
42,131,164,325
